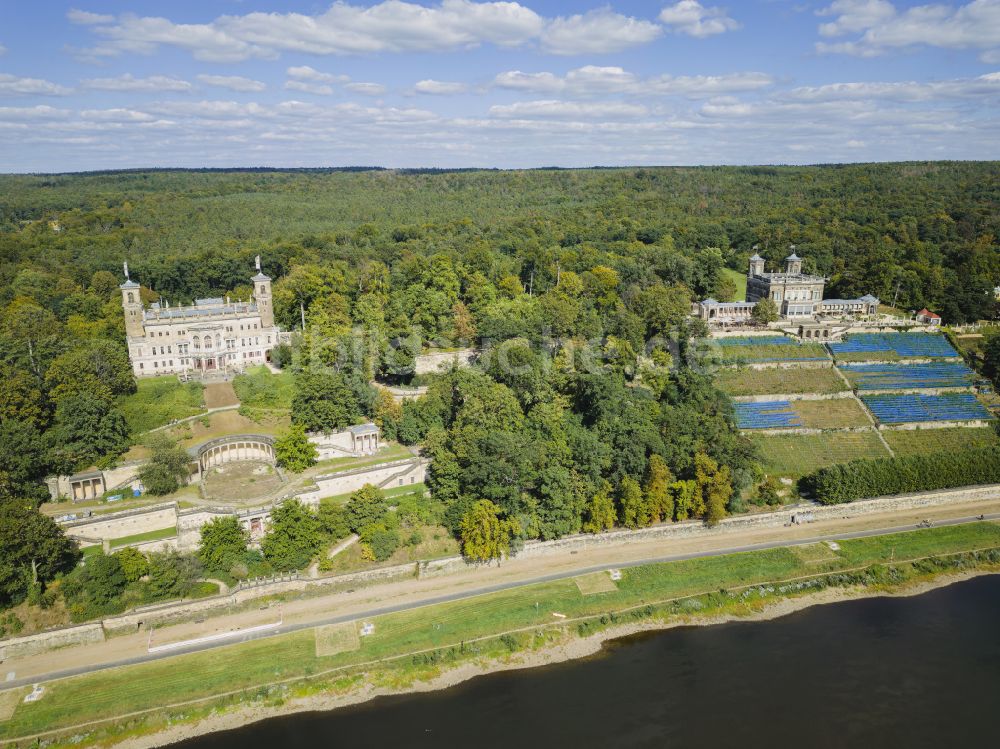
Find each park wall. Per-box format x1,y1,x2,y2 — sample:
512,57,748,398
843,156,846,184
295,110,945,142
413,348,477,374
62,504,177,544
9,483,999,655
0,622,105,661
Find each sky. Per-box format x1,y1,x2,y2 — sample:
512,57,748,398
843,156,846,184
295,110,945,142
0,0,998,171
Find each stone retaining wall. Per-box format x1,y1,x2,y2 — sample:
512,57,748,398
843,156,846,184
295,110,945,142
414,349,477,375
732,391,853,403
9,483,999,655
0,622,105,661
63,505,178,544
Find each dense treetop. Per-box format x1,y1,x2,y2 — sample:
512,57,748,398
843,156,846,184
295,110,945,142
1,163,997,322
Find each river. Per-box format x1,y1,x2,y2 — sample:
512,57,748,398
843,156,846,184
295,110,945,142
175,574,1000,748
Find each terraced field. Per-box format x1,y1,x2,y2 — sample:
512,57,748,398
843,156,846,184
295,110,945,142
882,426,1000,456
829,332,958,361
716,366,848,397
753,432,890,478
839,362,976,390
735,397,871,430
862,392,992,425
709,336,830,363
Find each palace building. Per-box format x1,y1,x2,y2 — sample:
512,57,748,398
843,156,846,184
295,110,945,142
696,247,879,323
120,257,285,377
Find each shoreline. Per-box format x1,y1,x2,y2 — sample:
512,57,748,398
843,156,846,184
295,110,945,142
116,568,997,749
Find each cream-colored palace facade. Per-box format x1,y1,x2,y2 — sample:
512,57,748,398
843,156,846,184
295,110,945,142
120,257,284,377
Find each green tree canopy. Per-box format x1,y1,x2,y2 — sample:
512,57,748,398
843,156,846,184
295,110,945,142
458,499,520,563
261,500,321,571
0,499,80,607
198,516,249,575
274,424,318,473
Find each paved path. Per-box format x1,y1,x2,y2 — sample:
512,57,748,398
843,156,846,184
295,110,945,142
4,509,998,691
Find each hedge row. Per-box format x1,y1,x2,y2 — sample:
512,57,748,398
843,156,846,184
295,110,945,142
800,446,1000,504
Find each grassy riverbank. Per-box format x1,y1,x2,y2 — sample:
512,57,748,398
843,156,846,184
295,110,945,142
3,521,1000,747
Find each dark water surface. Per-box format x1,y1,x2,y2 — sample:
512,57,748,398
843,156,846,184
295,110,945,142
176,575,1000,749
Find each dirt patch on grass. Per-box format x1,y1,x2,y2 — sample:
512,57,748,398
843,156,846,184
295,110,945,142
202,462,284,502
791,543,840,565
204,382,239,409
574,572,618,595
315,623,360,657
174,411,289,449
0,688,26,722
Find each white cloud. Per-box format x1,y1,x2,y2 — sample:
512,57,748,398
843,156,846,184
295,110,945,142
197,74,266,92
817,0,895,37
72,1,547,62
81,74,192,92
0,105,71,121
414,79,468,95
494,70,565,93
658,1,740,38
784,72,1000,102
541,9,662,54
489,99,648,119
0,74,73,96
79,108,156,122
286,66,349,84
67,9,115,25
816,0,1000,56
346,82,387,96
493,66,772,97
284,80,335,96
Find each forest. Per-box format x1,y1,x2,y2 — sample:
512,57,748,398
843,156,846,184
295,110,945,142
1,163,998,611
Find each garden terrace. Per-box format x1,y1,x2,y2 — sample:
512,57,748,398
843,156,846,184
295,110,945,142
735,398,870,430
752,432,890,478
734,401,802,429
828,333,958,360
715,366,848,397
861,393,993,425
710,337,829,363
882,426,1000,456
838,362,977,391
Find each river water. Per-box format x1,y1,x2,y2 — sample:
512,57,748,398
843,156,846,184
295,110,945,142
176,575,1000,749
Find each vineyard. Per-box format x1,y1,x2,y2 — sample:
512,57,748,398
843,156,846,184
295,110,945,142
839,362,977,390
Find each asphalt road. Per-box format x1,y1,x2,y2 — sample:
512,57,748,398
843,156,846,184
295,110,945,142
6,511,999,691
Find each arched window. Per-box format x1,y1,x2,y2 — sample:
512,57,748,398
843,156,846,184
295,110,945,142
193,335,201,350
205,336,213,349
127,292,134,303
215,333,222,349
260,284,266,295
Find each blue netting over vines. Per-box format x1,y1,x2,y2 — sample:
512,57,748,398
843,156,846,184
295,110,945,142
839,362,976,390
734,401,803,429
828,333,957,359
861,393,992,424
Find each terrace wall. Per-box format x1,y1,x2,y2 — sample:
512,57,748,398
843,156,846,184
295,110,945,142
732,392,854,404
10,483,999,653
62,504,178,543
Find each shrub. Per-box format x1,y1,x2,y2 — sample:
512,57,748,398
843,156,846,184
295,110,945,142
801,446,1000,504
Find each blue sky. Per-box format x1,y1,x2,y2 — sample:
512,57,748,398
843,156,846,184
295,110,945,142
0,1,998,171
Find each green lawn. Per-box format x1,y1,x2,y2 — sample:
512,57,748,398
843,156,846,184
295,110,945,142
119,377,205,435
883,427,1000,457
320,482,427,505
716,366,848,397
754,432,890,478
5,522,1000,743
720,267,747,301
232,366,295,410
312,444,415,474
108,527,177,549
